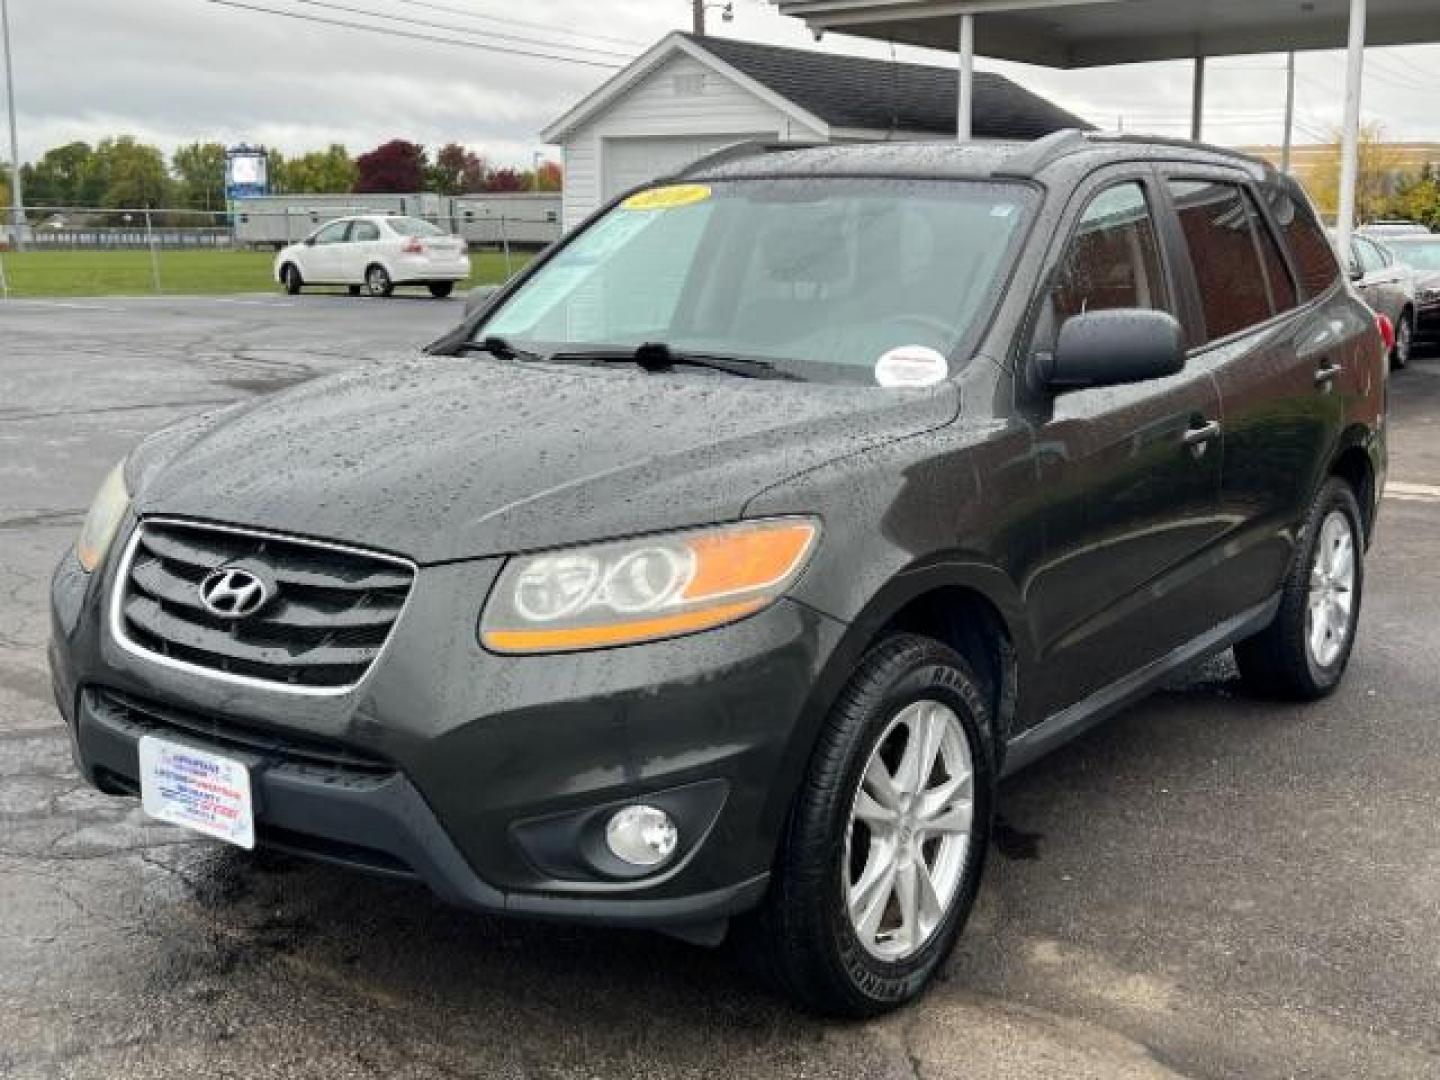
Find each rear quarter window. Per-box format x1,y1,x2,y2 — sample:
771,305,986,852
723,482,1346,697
1264,187,1342,298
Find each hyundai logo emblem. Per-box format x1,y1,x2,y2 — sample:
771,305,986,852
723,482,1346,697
198,566,273,619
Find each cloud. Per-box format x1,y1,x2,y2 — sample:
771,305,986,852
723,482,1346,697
5,0,1440,168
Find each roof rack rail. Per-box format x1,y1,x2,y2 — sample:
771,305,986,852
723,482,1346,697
1083,131,1272,174
670,140,823,180
992,128,1273,180
992,129,1090,178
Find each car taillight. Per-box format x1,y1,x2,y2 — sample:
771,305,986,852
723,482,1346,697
401,238,424,254
1376,313,1396,352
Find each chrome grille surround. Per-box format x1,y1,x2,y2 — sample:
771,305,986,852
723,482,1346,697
110,518,418,697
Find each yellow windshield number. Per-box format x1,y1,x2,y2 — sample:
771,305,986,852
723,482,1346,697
622,184,713,212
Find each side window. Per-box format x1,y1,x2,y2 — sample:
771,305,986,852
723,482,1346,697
1356,238,1386,275
1049,182,1168,331
1263,187,1341,297
351,221,380,242
314,220,350,245
1249,198,1299,313
1168,180,1272,341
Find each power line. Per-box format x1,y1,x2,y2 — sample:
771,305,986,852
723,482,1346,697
284,0,637,59
384,0,648,49
200,0,628,68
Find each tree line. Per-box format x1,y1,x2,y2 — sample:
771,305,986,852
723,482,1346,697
3,137,562,215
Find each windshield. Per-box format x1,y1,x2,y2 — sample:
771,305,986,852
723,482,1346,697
388,217,446,237
477,177,1036,384
1391,240,1440,272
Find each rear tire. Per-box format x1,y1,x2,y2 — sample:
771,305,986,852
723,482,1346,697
1392,310,1413,369
365,264,394,298
740,634,994,1017
348,285,362,297
1235,477,1364,701
428,281,455,299
281,264,303,295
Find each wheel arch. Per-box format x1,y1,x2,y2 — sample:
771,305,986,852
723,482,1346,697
760,558,1034,844
1330,434,1379,543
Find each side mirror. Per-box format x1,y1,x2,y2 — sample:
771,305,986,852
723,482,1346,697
1349,262,1364,282
304,236,317,247
464,284,501,317
1042,309,1185,391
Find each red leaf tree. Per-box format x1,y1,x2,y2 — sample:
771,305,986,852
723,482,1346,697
483,167,527,193
354,139,428,193
428,143,487,195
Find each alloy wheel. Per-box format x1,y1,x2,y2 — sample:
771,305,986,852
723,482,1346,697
843,699,974,962
1307,509,1357,669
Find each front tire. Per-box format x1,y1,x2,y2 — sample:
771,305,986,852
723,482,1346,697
365,264,394,297
743,634,994,1017
280,264,303,295
428,281,455,299
1235,477,1365,700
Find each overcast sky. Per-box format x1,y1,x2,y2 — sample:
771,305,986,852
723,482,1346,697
8,0,1440,168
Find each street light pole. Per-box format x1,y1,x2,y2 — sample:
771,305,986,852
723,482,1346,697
1,0,25,251
693,0,705,35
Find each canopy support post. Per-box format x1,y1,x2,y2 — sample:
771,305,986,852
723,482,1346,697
1191,55,1206,142
1337,0,1368,260
958,13,975,141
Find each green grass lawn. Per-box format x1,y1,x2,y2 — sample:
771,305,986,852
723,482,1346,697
0,249,532,298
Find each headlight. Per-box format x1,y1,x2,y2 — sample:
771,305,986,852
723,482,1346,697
480,518,820,654
76,461,130,573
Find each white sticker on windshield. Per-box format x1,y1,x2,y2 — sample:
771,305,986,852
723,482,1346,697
875,346,948,388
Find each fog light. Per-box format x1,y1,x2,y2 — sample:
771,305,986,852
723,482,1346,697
605,805,679,868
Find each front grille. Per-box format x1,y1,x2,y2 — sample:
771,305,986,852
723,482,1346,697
116,519,415,692
90,687,395,779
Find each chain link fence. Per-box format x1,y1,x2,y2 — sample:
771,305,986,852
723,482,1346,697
0,199,560,298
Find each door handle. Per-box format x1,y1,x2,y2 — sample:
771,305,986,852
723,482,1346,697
1315,363,1343,387
1183,419,1222,447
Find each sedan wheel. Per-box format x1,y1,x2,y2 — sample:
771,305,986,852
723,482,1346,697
366,265,394,297
1393,312,1413,369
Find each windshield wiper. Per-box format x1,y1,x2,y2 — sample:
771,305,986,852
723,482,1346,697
548,342,803,381
456,335,543,362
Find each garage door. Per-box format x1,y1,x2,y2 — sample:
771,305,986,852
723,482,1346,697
603,135,773,200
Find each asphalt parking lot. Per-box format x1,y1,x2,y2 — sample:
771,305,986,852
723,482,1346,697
2,293,1439,1079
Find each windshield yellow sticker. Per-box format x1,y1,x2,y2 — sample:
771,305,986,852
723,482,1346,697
622,184,712,211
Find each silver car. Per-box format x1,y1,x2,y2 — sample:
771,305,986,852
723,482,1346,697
1333,230,1416,369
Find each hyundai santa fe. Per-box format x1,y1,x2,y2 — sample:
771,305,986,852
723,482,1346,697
51,132,1387,1016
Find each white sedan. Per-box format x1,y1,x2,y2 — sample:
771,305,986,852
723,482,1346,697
273,215,471,299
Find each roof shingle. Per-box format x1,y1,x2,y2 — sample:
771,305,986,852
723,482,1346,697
684,33,1092,139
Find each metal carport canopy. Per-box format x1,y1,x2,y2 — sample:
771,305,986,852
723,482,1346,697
774,0,1440,255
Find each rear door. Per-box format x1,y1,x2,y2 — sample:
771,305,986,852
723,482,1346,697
344,219,382,283
1021,169,1226,718
1164,174,1348,616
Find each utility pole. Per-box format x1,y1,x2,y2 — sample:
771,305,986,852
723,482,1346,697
1,0,24,251
693,0,705,36
1281,51,1296,175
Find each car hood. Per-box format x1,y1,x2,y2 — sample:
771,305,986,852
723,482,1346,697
130,356,959,563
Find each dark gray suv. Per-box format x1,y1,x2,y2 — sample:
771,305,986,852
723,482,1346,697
51,132,1387,1016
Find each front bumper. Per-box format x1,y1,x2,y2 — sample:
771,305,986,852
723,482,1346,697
49,524,846,931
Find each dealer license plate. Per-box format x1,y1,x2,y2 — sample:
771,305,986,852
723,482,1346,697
138,735,255,849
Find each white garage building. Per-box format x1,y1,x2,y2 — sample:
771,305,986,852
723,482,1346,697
543,31,1090,231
